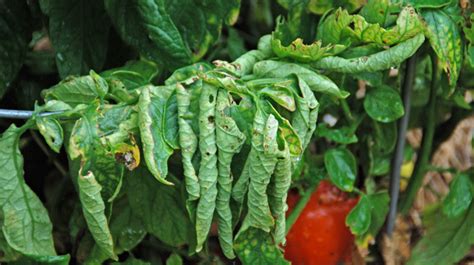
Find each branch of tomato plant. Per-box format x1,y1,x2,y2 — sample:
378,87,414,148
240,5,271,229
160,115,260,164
285,180,319,235
386,54,417,236
30,130,68,178
399,53,439,214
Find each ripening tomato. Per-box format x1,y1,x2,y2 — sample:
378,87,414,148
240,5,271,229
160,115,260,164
284,180,358,265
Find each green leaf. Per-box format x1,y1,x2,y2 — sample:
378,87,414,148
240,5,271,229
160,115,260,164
78,171,117,260
324,147,357,191
176,84,200,202
289,76,319,150
47,0,111,78
234,227,289,265
227,28,247,61
85,198,146,264
36,117,63,153
127,167,192,247
356,192,389,245
359,0,391,25
166,253,183,265
138,85,177,185
403,0,452,8
0,0,31,99
0,125,57,257
313,34,425,73
271,18,346,62
421,10,462,95
195,83,219,252
215,90,246,259
372,121,397,155
346,195,372,235
307,0,364,15
364,86,404,123
259,83,296,112
135,0,191,66
238,111,279,234
165,62,213,85
268,139,292,245
111,257,151,265
350,6,423,46
408,203,474,265
106,0,239,68
100,60,160,90
42,72,108,107
253,60,349,99
442,173,473,218
316,8,353,46
316,123,358,144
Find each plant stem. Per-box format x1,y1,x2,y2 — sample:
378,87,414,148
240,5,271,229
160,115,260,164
285,181,319,235
386,54,417,236
399,54,438,214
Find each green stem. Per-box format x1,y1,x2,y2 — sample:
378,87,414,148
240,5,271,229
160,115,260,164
285,181,319,235
340,99,354,122
399,54,438,214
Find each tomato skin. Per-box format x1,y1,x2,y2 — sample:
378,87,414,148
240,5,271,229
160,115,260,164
284,180,358,265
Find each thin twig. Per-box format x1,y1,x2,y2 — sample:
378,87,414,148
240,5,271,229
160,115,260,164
30,130,68,178
386,54,417,236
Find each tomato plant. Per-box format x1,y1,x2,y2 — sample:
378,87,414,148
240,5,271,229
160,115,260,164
285,180,358,265
0,0,474,264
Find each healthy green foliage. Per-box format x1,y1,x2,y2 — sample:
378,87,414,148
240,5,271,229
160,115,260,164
324,147,357,191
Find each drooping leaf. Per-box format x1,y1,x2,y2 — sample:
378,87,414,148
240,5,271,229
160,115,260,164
215,90,246,259
442,173,473,218
176,83,200,202
408,203,474,265
234,228,289,265
324,147,357,191
421,9,462,95
47,0,111,78
253,60,349,99
346,195,372,235
77,171,117,260
313,34,425,73
238,111,279,234
0,0,31,99
36,117,63,153
364,86,404,123
127,167,192,247
195,83,219,252
268,138,292,245
138,85,177,185
0,125,57,257
85,198,146,264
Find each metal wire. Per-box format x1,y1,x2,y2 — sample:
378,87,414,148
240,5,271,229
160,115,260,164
0,109,63,119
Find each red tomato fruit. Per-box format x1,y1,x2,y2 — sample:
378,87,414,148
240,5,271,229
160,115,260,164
284,180,358,265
